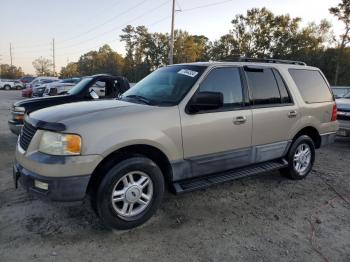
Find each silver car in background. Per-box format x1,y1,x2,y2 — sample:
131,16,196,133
44,78,81,96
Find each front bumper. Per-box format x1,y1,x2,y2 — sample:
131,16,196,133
8,120,23,135
14,163,90,201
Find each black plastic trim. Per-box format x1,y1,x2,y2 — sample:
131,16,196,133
172,159,288,194
26,115,66,132
14,163,90,202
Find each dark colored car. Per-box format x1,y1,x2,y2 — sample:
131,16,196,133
336,91,350,137
20,76,35,86
9,74,130,135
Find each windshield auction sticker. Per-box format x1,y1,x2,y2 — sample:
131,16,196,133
178,69,198,77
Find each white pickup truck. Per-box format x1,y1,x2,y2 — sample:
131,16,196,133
0,79,23,90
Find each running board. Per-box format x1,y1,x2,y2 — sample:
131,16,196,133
172,159,288,194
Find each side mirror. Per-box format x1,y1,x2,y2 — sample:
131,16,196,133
90,89,99,99
187,91,223,114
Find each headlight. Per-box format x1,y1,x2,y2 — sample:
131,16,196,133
13,106,25,112
39,131,81,155
12,106,25,121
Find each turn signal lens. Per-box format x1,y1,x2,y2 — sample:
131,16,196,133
15,115,24,121
65,134,81,154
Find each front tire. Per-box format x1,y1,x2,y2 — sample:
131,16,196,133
281,135,315,180
95,157,165,230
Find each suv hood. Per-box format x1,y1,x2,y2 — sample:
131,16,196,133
14,95,74,112
29,100,147,124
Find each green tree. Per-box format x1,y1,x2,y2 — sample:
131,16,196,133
32,57,53,76
0,64,24,79
329,0,350,85
210,8,331,60
77,45,124,76
60,62,79,78
120,25,137,81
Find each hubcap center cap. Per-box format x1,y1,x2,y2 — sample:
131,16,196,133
125,186,141,203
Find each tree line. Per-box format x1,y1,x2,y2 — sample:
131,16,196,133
1,1,349,86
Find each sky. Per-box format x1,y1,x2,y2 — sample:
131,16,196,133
0,0,344,75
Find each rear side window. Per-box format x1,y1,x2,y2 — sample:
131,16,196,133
289,69,333,103
244,67,281,105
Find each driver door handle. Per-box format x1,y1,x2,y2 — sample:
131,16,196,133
288,110,297,118
233,116,247,125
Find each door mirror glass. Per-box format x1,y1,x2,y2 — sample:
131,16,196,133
90,89,99,99
187,91,223,114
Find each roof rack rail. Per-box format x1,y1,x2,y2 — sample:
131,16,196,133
238,57,307,66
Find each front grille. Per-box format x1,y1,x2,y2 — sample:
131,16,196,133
19,121,37,150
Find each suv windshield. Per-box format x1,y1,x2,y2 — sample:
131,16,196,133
121,65,207,106
68,77,93,95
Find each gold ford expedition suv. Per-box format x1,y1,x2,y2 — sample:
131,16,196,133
13,58,338,229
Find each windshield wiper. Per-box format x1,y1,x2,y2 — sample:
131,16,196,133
124,95,153,105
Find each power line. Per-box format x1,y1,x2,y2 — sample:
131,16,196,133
175,0,182,11
10,0,123,50
58,14,172,58
181,0,233,12
2,0,169,56
57,0,170,51
57,0,149,45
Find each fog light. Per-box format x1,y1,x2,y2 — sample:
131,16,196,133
34,180,48,190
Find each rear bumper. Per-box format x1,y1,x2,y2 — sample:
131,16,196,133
14,163,90,201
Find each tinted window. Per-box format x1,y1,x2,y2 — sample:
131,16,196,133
245,67,281,105
68,77,93,95
122,65,206,106
273,69,292,103
289,69,333,103
199,67,243,107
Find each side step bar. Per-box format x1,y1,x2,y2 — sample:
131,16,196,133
172,159,288,194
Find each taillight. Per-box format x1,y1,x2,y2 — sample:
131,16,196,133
331,103,337,121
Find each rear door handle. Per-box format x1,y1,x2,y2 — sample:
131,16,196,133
288,110,297,118
233,116,247,125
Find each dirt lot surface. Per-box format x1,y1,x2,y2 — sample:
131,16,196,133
0,90,349,262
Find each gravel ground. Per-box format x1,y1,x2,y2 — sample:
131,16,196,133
0,90,349,262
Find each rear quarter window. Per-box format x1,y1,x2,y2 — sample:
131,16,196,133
288,69,333,103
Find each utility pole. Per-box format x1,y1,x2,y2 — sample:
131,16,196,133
52,38,56,76
0,54,2,78
168,0,175,65
9,43,13,67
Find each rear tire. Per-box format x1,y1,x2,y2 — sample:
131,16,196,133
281,135,315,180
4,85,11,90
95,157,165,230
